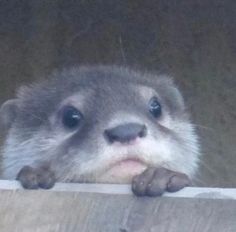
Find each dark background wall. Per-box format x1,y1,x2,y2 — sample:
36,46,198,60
0,0,235,187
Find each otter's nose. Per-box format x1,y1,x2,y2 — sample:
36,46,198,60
104,123,147,143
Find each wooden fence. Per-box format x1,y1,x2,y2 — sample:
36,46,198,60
0,181,235,232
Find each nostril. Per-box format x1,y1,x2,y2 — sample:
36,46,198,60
138,125,147,138
104,130,114,143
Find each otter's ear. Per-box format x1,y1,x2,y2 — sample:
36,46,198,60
0,99,19,130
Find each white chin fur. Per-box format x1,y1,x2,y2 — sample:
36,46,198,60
69,137,177,183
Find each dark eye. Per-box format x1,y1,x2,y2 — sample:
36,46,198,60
61,106,83,129
149,97,162,118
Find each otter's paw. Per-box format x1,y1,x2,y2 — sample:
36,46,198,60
132,167,191,197
16,165,56,189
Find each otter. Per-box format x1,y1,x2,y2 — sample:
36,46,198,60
0,66,200,196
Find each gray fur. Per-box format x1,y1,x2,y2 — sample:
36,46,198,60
0,65,200,183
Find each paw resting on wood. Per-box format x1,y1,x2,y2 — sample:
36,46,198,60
132,167,191,197
16,165,56,189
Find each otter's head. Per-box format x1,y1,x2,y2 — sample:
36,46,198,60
0,66,200,183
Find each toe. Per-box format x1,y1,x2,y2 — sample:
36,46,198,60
16,166,39,189
167,173,191,192
37,169,56,189
146,168,171,196
132,167,156,196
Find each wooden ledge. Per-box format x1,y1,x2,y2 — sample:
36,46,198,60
0,180,235,199
0,180,235,232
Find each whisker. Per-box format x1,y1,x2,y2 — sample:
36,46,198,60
20,108,47,124
192,175,207,186
197,158,218,175
192,123,214,132
119,35,127,64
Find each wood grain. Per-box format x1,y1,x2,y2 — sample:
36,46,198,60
0,189,235,232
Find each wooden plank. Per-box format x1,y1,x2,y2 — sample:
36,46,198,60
0,180,236,200
0,182,235,232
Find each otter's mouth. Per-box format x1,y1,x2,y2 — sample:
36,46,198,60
99,157,148,183
111,158,147,170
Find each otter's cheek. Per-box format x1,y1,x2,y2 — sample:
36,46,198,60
98,160,147,184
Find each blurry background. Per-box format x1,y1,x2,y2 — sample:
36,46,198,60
0,0,235,187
